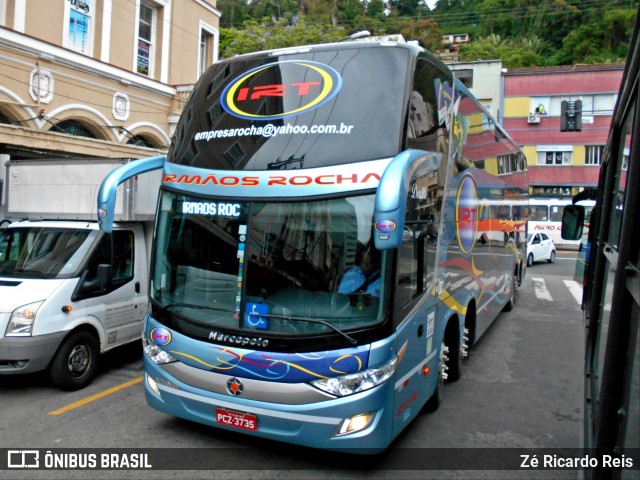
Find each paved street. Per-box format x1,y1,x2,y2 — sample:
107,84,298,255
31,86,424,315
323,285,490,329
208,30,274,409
0,252,586,480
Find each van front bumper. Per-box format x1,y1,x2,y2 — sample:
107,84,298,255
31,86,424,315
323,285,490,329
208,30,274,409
0,332,67,374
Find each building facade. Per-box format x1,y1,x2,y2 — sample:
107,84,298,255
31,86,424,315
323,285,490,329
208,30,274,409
0,0,220,214
502,64,624,198
448,59,503,123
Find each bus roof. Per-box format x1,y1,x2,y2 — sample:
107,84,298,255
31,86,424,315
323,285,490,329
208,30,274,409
166,42,447,172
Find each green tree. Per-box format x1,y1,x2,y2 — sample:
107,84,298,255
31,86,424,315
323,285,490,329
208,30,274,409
389,0,431,16
337,0,366,27
248,0,299,22
220,18,345,58
217,0,252,28
459,34,546,68
353,15,388,36
215,0,638,66
399,18,444,51
365,0,386,18
548,7,637,65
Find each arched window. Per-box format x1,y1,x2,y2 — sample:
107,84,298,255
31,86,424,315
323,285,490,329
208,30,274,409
127,134,157,148
51,119,97,138
0,108,18,125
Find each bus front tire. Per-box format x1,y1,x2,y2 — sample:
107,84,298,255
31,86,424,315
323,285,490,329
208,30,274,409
503,273,518,312
425,342,446,412
50,330,98,391
445,324,463,382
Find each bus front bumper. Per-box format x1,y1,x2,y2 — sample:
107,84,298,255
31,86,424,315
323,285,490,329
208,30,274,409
143,358,395,453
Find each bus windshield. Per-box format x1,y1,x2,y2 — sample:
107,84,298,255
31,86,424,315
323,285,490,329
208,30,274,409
151,190,386,339
167,46,409,170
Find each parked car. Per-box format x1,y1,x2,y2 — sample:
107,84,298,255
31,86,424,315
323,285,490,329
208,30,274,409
527,232,556,266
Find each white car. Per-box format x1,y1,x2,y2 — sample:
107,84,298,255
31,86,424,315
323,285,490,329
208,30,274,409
527,232,557,266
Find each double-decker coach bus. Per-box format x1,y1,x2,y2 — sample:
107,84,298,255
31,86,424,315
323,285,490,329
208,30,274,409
97,39,528,452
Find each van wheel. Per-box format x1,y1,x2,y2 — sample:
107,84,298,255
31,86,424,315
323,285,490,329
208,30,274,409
548,250,556,263
50,330,98,391
425,342,447,412
503,272,517,312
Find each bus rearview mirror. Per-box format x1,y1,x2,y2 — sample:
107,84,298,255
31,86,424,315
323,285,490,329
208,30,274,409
561,205,585,240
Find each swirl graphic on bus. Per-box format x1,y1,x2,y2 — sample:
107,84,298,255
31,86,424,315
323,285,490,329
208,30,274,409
456,175,478,254
170,346,369,382
221,60,342,121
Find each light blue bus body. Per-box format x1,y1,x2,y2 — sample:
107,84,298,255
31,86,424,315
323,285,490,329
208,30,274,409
98,40,528,452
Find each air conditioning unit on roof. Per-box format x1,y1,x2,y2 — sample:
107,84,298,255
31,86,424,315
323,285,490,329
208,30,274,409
528,114,541,124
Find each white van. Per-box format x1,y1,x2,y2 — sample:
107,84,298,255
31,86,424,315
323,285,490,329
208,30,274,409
0,159,158,389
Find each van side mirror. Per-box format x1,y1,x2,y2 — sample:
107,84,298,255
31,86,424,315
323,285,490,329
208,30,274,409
87,264,112,291
72,264,112,301
561,205,585,240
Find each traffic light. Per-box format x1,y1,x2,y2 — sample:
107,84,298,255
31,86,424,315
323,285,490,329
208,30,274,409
561,100,582,132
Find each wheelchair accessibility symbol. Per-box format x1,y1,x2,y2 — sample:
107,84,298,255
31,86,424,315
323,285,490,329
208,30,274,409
244,303,268,330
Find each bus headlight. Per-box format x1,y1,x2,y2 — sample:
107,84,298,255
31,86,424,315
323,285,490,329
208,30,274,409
310,356,397,397
336,413,375,436
6,301,44,336
142,334,177,364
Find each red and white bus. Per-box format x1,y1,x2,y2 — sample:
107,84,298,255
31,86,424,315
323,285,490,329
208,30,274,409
529,197,594,248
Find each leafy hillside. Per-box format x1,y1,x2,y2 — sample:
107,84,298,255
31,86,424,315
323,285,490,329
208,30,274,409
216,0,638,67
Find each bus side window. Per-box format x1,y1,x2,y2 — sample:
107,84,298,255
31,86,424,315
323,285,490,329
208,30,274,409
395,223,424,310
405,58,451,156
394,173,442,321
550,206,565,222
531,206,548,221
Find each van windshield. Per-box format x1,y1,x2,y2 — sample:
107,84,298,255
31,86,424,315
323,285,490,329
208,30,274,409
150,190,386,341
167,45,410,170
0,227,98,279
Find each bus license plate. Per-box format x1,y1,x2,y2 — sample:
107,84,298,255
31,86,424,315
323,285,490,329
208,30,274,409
215,408,257,431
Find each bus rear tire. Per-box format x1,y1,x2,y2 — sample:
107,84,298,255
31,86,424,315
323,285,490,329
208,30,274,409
50,330,98,391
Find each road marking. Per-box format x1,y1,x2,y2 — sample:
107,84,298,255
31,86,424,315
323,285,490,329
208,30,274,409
531,277,553,301
563,280,583,305
48,376,143,416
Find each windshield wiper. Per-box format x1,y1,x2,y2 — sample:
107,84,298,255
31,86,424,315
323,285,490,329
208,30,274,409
13,268,46,278
153,302,233,317
249,312,357,345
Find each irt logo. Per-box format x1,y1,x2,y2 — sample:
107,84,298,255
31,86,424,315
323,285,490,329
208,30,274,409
235,82,321,101
150,327,172,347
375,220,397,234
458,207,477,222
221,60,342,121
